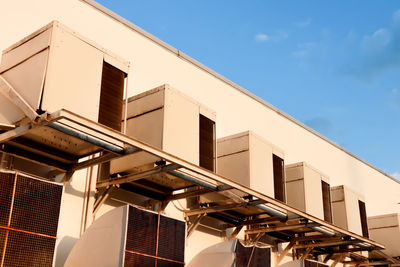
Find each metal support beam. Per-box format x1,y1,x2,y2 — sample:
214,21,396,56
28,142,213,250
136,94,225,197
245,223,319,235
70,152,118,172
0,75,39,121
96,164,180,188
294,240,359,249
187,214,205,238
228,225,243,240
331,254,346,267
185,199,266,217
93,187,113,216
277,241,295,265
300,247,313,260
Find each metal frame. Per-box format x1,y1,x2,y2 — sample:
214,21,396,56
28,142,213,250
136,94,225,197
0,108,398,266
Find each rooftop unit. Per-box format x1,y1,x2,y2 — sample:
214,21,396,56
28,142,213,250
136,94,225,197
0,21,129,131
65,205,186,267
215,131,285,202
0,170,63,266
285,162,332,222
187,239,270,267
109,84,216,189
331,185,369,237
368,213,400,257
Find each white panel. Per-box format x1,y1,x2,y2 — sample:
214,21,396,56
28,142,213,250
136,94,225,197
331,201,348,230
249,134,274,198
304,165,324,220
125,109,164,149
0,28,51,72
163,87,199,165
126,87,165,118
217,151,250,186
42,24,103,121
217,132,249,158
1,49,49,110
344,188,363,235
286,180,306,212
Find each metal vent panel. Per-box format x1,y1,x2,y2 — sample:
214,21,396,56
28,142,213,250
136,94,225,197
158,216,185,262
125,206,158,256
124,252,156,267
0,172,14,227
10,175,62,236
235,241,270,267
157,259,184,267
2,230,56,267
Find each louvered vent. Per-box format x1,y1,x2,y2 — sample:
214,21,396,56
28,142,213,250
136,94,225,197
235,241,270,267
124,206,185,267
0,171,62,267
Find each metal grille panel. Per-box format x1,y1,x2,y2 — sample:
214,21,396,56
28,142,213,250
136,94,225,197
157,259,184,267
0,228,6,264
125,206,158,256
124,252,156,267
10,175,62,236
158,216,185,262
0,173,14,227
2,230,56,267
235,241,270,267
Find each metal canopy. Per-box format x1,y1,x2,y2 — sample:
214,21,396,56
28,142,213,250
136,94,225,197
0,109,397,266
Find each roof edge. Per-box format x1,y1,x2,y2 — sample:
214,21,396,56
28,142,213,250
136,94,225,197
79,0,399,185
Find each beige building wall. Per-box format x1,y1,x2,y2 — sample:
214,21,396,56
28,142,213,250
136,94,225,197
1,0,399,264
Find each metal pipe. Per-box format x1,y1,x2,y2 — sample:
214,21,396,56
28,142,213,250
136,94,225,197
167,170,217,191
311,226,335,236
48,123,124,155
256,204,287,219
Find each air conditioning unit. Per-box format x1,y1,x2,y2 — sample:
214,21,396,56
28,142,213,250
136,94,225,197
65,205,186,267
285,162,332,222
110,84,216,176
0,21,129,131
0,170,63,266
368,213,400,257
215,131,285,202
279,259,328,267
187,239,271,267
331,185,369,237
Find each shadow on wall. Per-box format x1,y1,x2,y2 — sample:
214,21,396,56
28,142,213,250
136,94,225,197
54,236,78,267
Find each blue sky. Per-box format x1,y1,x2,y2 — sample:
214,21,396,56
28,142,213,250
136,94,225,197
96,0,400,179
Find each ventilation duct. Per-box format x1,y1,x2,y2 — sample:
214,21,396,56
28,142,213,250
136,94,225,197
331,185,369,237
0,21,129,127
206,131,285,202
368,213,400,257
187,239,271,267
65,205,186,267
285,162,332,222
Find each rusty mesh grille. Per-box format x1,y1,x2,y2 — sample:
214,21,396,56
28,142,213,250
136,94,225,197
124,206,185,267
2,230,56,267
125,206,158,255
157,259,184,267
10,175,62,236
235,241,271,267
0,173,14,227
124,253,156,267
158,216,185,262
0,171,62,267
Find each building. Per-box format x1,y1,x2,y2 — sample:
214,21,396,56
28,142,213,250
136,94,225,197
0,0,399,266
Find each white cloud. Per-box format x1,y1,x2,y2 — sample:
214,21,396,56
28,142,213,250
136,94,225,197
292,50,307,57
392,172,400,180
255,31,289,43
295,18,312,28
255,33,269,42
